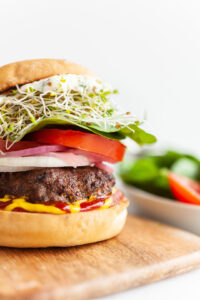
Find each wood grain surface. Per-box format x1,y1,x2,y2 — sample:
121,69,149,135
1,215,200,300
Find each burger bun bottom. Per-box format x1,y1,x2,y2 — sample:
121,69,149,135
0,197,129,248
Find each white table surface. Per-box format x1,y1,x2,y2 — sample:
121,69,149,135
100,268,200,300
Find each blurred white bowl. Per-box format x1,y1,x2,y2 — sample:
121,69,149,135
124,183,200,235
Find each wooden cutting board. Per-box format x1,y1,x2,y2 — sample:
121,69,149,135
1,215,200,300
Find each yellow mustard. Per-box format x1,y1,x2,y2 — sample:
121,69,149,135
99,197,113,209
4,198,65,214
0,194,114,214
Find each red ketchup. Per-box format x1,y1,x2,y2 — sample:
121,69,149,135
0,190,124,214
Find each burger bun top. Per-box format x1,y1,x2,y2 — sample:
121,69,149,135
0,59,94,92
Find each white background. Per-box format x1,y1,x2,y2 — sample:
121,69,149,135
1,0,200,299
1,0,200,151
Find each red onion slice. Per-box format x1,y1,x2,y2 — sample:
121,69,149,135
0,145,68,157
94,162,113,174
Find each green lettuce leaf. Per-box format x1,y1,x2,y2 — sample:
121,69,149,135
19,117,156,146
19,117,125,141
120,124,157,145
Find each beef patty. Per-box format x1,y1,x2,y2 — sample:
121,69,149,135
0,167,115,203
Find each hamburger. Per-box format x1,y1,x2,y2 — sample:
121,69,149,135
0,59,156,248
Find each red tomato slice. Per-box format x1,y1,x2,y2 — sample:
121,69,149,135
168,172,200,205
28,129,126,162
0,139,40,152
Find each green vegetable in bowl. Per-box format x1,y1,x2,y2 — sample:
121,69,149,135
171,158,199,180
119,150,200,199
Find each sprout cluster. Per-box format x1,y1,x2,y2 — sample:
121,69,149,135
0,74,137,146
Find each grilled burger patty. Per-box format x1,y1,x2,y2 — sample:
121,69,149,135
0,167,115,203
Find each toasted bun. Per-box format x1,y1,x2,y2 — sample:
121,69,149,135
0,198,128,248
0,59,95,92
